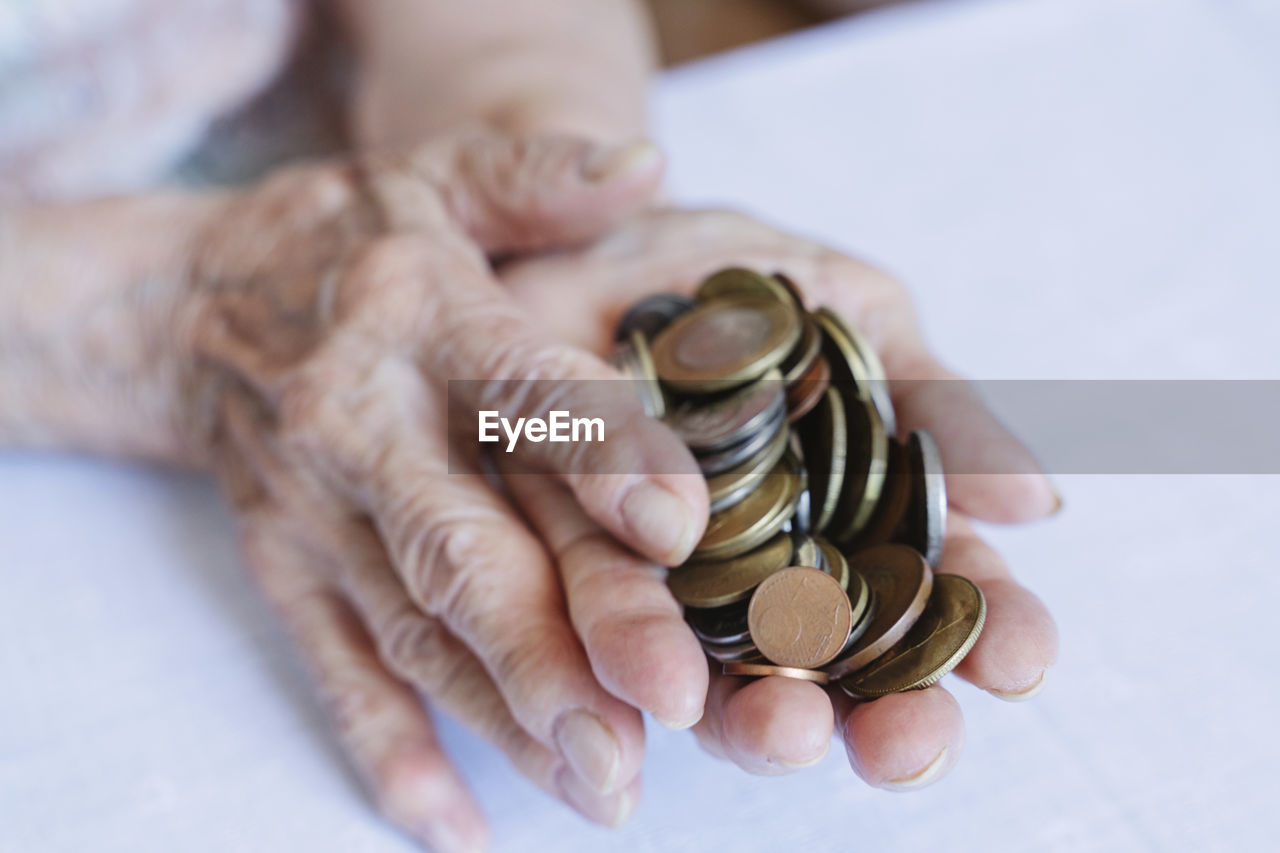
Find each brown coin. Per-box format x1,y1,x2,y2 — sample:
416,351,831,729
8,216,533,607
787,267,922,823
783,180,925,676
692,453,802,561
823,545,933,678
705,419,790,513
826,392,889,545
785,355,831,423
847,438,911,551
796,387,847,534
668,530,793,608
839,574,986,699
722,661,830,684
651,295,802,392
697,267,796,306
748,567,853,669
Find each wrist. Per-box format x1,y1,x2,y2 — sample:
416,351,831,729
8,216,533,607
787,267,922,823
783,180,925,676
0,191,228,465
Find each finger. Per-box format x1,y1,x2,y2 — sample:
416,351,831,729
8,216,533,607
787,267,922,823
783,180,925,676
366,452,647,799
942,515,1059,698
333,517,639,828
503,472,708,729
370,135,664,254
241,526,488,853
694,668,833,775
834,685,965,791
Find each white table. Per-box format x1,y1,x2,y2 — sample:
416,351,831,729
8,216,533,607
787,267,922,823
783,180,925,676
4,0,1279,850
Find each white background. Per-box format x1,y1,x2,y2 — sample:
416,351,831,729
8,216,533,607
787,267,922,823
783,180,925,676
3,0,1279,850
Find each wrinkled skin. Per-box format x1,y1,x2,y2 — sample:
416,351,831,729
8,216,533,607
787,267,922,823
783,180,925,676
183,136,1057,851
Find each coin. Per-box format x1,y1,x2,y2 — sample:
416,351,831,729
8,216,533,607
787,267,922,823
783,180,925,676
695,402,786,475
823,545,933,678
705,638,763,663
842,572,872,646
667,370,785,453
785,354,831,424
847,438,911,550
796,387,847,534
696,267,795,307
686,600,751,645
722,661,830,684
791,534,823,569
815,538,850,591
651,295,803,392
706,420,791,512
781,315,822,386
813,307,896,437
692,452,803,561
826,392,889,545
615,293,694,342
838,574,986,698
895,430,947,568
769,272,808,309
748,567,853,668
628,330,665,419
669,530,793,608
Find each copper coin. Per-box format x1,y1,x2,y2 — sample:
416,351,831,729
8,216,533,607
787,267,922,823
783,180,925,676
848,438,911,551
893,430,947,568
823,545,933,678
651,295,802,392
615,293,694,342
839,574,986,699
696,267,796,307
692,453,803,561
785,355,831,423
667,370,784,453
669,530,793,608
722,661,830,684
796,387,847,534
748,567,854,669
826,392,889,545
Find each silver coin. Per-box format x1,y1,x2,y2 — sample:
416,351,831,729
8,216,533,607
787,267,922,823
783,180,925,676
666,371,785,453
696,404,787,475
907,429,947,568
704,638,762,663
791,534,823,569
615,293,695,342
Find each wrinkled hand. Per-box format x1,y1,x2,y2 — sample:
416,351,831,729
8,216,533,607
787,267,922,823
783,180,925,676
189,136,712,850
500,209,1060,786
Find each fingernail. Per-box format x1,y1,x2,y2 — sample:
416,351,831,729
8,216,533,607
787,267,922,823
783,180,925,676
582,140,662,182
425,818,487,853
555,710,621,795
556,766,636,828
654,707,704,731
777,738,830,770
880,746,950,792
988,668,1048,702
621,481,698,564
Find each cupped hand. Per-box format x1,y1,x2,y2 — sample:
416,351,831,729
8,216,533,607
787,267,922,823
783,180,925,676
188,136,714,849
500,208,1060,788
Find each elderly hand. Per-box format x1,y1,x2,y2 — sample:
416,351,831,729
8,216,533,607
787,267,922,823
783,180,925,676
501,208,1060,786
187,136,719,850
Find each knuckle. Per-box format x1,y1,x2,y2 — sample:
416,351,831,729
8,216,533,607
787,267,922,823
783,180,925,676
379,609,449,682
395,510,496,619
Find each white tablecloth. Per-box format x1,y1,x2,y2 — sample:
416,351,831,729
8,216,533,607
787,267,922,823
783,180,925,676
4,0,1279,850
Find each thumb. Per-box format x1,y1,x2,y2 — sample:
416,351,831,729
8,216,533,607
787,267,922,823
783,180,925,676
371,134,664,254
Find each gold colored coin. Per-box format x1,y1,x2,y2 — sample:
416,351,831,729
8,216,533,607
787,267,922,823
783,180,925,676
651,295,802,393
668,531,793,608
697,267,796,307
692,453,802,561
629,329,665,419
813,307,896,437
815,538,851,592
848,438,911,551
781,315,822,386
827,392,888,545
748,567,853,669
839,574,986,699
823,545,933,678
722,661,830,684
769,272,808,309
796,387,847,534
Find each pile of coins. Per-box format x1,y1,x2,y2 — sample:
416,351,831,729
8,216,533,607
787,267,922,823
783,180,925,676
611,268,985,697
